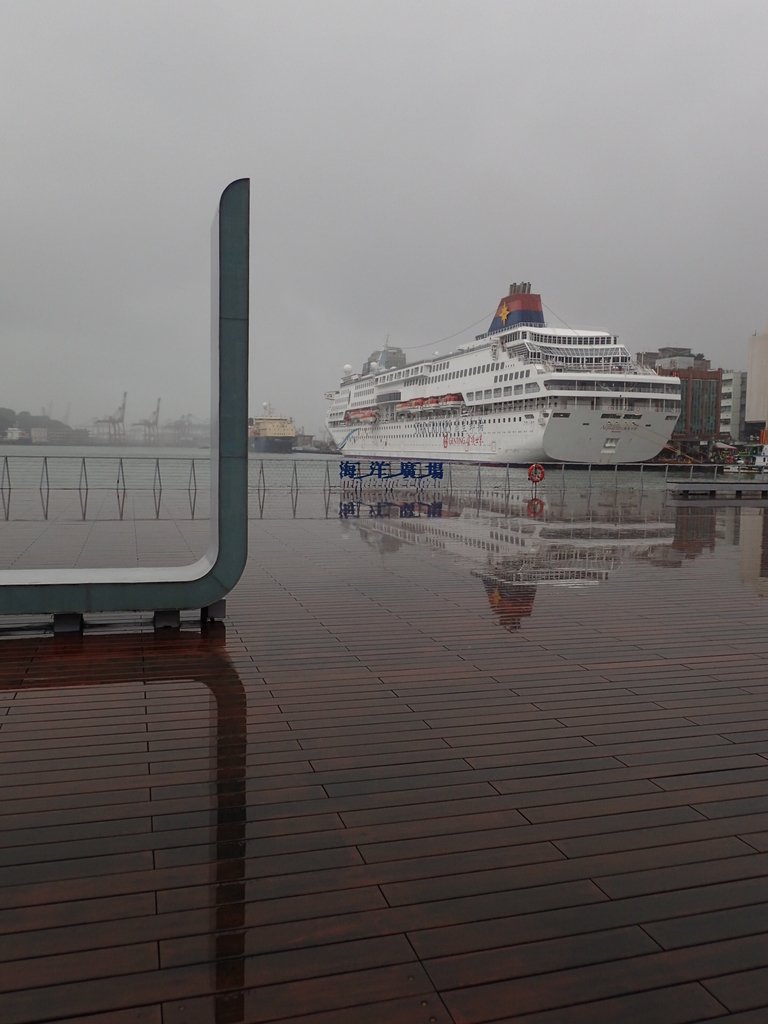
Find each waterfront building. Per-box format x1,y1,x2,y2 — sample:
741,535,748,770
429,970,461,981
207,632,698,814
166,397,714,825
637,347,712,371
720,369,747,442
656,365,722,457
639,347,722,456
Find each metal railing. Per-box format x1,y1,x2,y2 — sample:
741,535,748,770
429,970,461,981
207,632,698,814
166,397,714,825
1,454,207,521
0,452,741,524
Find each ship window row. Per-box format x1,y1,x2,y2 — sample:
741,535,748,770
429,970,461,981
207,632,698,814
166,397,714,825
487,329,537,342
372,410,540,437
406,395,677,414
493,370,533,383
381,365,427,383
383,358,529,387
419,361,513,384
526,334,614,346
544,355,630,365
532,344,627,358
543,379,680,394
545,356,630,366
465,385,544,401
372,363,680,396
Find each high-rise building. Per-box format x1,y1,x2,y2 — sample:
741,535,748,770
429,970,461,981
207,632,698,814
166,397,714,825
746,326,768,434
720,370,747,442
656,365,722,456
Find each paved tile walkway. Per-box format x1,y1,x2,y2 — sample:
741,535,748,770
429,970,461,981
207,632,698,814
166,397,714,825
2,504,768,1022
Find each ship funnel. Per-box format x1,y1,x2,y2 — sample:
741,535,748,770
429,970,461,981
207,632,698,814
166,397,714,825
508,282,533,296
489,283,544,333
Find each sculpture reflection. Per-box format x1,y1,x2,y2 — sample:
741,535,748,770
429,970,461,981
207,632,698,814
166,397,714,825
737,506,768,598
0,628,247,1024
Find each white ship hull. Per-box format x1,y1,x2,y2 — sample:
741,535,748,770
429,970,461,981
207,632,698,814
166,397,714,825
329,405,674,465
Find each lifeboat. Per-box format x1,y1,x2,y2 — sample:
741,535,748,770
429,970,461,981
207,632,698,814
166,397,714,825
442,393,464,406
425,396,441,408
344,407,379,424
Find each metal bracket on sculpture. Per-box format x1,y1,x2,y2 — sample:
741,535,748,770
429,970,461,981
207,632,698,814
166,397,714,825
0,180,250,631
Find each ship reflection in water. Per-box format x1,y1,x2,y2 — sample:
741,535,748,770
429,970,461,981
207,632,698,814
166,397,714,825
341,487,720,631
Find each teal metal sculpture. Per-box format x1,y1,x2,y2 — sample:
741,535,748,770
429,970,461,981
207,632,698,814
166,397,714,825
0,179,250,628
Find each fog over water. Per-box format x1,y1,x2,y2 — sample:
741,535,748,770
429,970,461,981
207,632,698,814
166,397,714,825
2,0,768,437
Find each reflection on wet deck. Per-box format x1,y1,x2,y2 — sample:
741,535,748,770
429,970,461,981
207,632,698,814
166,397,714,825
2,488,768,1021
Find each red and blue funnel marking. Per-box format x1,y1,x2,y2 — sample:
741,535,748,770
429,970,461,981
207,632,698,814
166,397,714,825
487,290,545,333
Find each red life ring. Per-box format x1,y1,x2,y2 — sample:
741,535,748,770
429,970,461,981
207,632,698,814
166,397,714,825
527,497,545,517
528,463,545,484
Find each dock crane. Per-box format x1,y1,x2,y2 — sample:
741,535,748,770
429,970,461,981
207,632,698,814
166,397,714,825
96,392,127,442
133,398,161,445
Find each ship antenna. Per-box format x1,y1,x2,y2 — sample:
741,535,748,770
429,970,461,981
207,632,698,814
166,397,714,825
403,310,495,350
542,303,574,330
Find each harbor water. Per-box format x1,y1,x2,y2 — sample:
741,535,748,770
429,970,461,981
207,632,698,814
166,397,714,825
0,445,761,603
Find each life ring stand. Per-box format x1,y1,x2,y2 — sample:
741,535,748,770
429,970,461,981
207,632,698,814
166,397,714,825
528,463,545,484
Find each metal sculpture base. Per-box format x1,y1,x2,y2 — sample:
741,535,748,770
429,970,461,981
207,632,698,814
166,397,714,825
53,613,85,635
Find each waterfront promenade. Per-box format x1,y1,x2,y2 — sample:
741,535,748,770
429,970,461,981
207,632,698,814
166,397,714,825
2,483,768,1021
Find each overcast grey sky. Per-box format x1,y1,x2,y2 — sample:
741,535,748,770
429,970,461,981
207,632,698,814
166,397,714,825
2,0,767,433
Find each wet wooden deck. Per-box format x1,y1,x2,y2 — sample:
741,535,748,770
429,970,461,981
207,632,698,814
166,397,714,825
2,514,768,1022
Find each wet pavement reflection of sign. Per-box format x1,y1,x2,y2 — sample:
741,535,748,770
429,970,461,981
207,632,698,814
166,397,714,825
339,499,444,519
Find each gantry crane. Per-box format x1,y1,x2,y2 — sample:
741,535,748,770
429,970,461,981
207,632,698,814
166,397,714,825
133,398,161,445
96,392,127,442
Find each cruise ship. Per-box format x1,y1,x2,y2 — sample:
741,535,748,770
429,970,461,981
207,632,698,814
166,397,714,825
325,283,682,464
